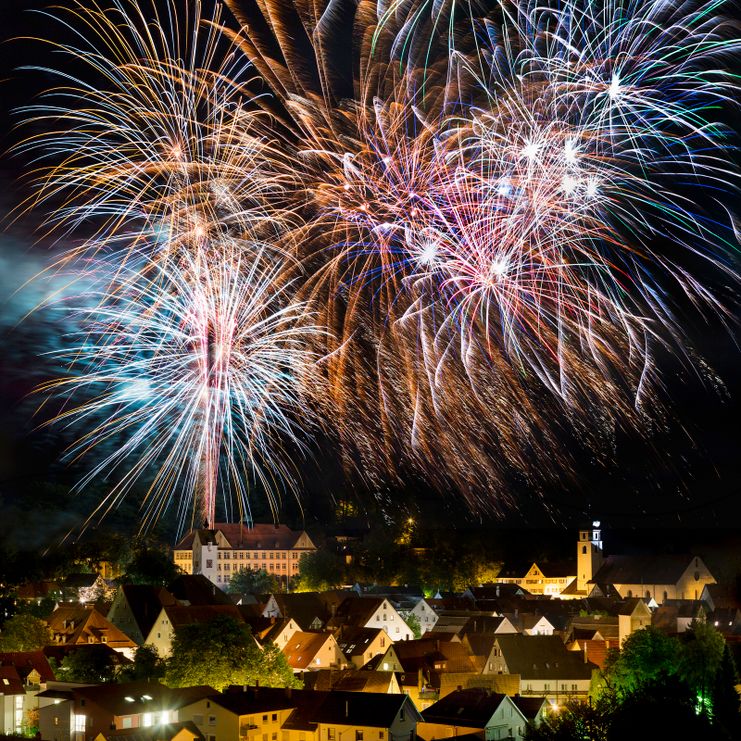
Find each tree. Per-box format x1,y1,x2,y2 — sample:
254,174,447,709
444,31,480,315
56,645,118,683
295,550,345,592
679,620,725,706
710,643,741,739
228,568,279,595
608,673,722,741
600,626,681,699
402,612,422,639
0,614,52,651
122,547,182,586
524,700,609,741
165,615,300,691
118,645,165,682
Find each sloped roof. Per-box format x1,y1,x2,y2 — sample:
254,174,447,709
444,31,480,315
46,606,137,648
115,586,177,637
535,561,577,579
511,696,548,721
282,631,333,669
53,681,215,716
167,576,232,606
174,524,308,551
461,616,512,635
161,604,245,630
95,720,204,741
0,651,55,683
333,596,386,627
0,666,25,695
286,690,414,728
591,555,697,586
495,635,596,680
303,669,395,693
422,688,513,726
337,627,386,657
16,581,62,600
272,593,332,631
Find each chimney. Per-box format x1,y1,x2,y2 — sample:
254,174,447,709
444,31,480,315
345,700,349,718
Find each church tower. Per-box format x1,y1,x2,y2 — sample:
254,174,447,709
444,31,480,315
577,521,604,593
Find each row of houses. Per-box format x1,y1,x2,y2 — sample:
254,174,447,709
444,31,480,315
35,679,550,741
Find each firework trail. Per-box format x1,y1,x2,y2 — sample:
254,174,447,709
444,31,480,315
16,0,741,526
38,249,322,533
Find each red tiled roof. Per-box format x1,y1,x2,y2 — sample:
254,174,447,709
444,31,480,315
174,524,308,551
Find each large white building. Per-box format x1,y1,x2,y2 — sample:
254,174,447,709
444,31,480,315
172,523,317,587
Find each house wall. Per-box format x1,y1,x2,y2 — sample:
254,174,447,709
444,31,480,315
39,699,72,741
144,608,175,657
411,601,438,635
365,601,414,642
106,591,145,645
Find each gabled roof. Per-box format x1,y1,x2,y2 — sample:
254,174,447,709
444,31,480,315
95,720,204,741
392,638,482,674
333,596,386,627
303,669,396,693
282,631,334,669
41,681,215,716
167,576,232,606
160,604,245,630
46,606,136,648
271,593,332,631
113,586,177,637
591,555,700,586
174,524,310,551
422,688,514,727
0,651,55,683
495,635,596,680
461,616,513,635
511,695,548,721
216,686,417,728
0,666,25,695
337,627,387,657
16,581,62,600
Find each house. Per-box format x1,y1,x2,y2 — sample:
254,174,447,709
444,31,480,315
336,626,391,668
166,576,233,607
16,581,63,606
303,669,400,694
93,721,203,741
248,617,300,650
46,606,138,659
107,586,177,645
496,562,577,598
143,604,246,658
179,685,421,741
281,631,346,673
0,651,55,688
363,589,439,635
616,599,652,644
405,598,439,635
172,523,316,587
330,597,415,641
419,688,543,740
460,616,519,637
262,593,332,631
0,649,56,730
589,554,716,603
521,615,556,636
652,600,707,634
483,634,597,703
37,681,215,741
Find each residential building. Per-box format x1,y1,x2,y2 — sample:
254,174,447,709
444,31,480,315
93,721,203,741
143,605,246,658
180,686,421,741
495,562,577,598
107,586,177,645
280,631,346,673
46,606,138,659
483,634,597,703
419,688,546,740
336,627,391,668
330,597,415,641
172,524,316,587
37,681,215,741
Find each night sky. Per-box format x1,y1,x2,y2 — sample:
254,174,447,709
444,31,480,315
0,0,738,552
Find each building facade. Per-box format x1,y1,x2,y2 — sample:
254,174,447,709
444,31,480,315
173,524,317,587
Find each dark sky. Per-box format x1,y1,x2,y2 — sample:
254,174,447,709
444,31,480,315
0,0,738,549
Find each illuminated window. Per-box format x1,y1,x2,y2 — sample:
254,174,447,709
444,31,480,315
73,715,86,733
143,713,153,727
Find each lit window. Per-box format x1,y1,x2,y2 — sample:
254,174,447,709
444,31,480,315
73,715,86,733
143,713,153,727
